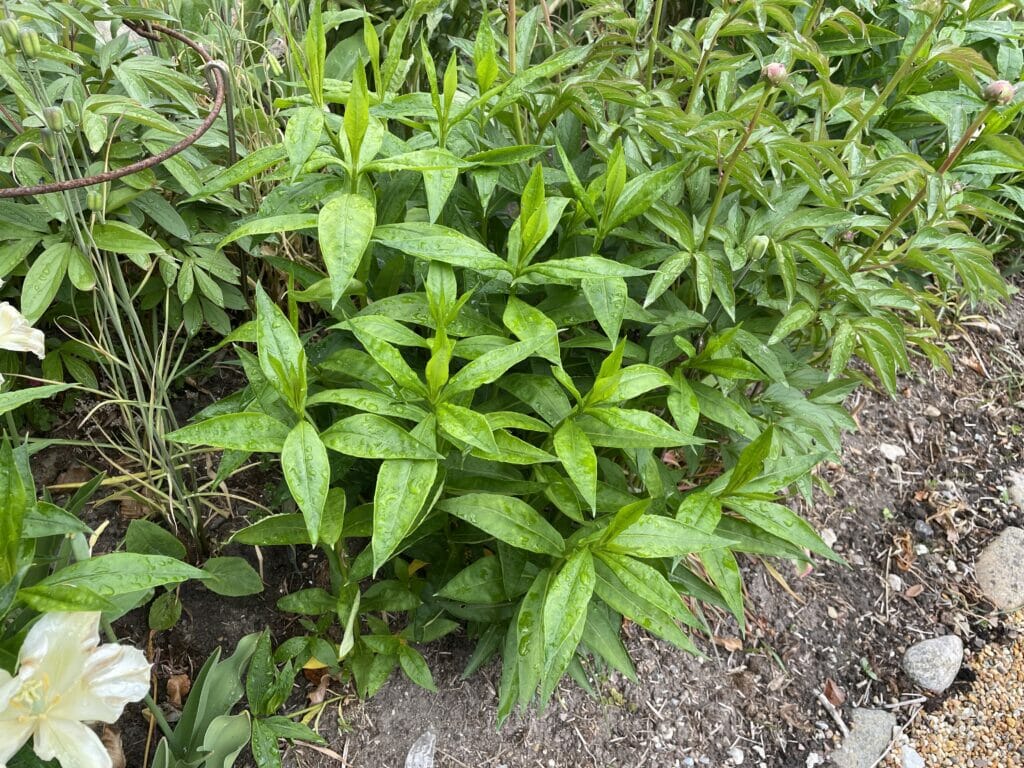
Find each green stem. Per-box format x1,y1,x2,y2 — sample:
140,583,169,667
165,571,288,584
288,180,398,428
851,105,992,272
844,6,944,142
508,0,525,144
698,87,771,252
800,0,826,37
645,0,665,91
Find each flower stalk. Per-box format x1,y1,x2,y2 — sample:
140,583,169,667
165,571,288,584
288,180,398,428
852,103,995,271
698,68,781,251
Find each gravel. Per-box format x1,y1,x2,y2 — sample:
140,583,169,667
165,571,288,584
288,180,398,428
975,527,1024,611
901,635,964,693
883,612,1024,768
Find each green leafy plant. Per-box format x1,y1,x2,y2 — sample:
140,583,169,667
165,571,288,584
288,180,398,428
165,0,1013,723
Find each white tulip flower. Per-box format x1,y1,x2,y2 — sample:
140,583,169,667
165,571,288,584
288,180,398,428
0,290,46,387
0,612,151,768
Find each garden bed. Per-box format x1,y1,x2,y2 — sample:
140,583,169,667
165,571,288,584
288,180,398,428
34,287,1019,768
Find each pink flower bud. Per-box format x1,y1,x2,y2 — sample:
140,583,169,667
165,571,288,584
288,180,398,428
761,62,787,87
983,80,1015,105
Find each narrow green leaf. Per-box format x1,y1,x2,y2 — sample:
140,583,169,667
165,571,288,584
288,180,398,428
319,194,376,307
439,493,565,556
282,421,330,546
168,413,291,453
553,419,597,513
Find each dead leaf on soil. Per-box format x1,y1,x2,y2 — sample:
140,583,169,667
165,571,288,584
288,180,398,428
54,465,93,487
307,671,335,705
714,635,743,652
167,674,191,708
119,498,149,519
904,583,924,599
823,678,846,707
101,726,125,768
894,531,916,572
779,702,808,730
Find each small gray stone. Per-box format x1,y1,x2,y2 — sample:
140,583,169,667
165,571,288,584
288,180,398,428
923,405,942,419
830,709,896,768
1008,471,1024,510
901,635,963,692
405,730,436,768
901,744,925,768
976,527,1024,611
913,519,935,539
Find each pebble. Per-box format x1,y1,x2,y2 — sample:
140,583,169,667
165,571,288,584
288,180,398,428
901,744,925,768
913,519,935,539
830,708,897,768
888,574,905,592
975,527,1024,611
879,443,907,462
902,635,964,692
728,746,745,764
1008,470,1024,509
923,405,942,419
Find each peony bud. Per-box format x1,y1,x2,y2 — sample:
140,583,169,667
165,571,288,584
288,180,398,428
761,62,787,87
43,106,64,132
0,19,19,48
983,80,1015,106
748,235,770,260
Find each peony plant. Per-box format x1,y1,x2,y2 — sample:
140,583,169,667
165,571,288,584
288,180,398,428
0,612,150,768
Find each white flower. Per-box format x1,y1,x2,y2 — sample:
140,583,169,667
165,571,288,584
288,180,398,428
0,612,151,768
0,301,45,359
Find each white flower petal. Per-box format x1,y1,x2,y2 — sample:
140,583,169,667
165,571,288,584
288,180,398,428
54,643,150,724
0,302,45,359
34,717,111,768
19,612,100,692
0,715,33,764
0,668,18,710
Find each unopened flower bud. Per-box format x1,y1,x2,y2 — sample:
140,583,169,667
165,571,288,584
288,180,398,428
62,99,80,124
983,80,1015,106
43,106,64,133
0,19,19,48
841,230,855,243
18,28,39,59
748,235,770,260
761,62,787,87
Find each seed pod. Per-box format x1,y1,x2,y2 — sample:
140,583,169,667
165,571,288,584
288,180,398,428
86,188,104,211
43,106,64,133
19,28,39,59
63,99,80,124
40,126,57,156
983,80,1015,106
0,19,19,48
748,235,770,260
266,53,283,77
761,62,787,87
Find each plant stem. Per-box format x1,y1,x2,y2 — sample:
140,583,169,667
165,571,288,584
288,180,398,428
844,6,944,142
698,87,771,252
507,0,525,144
800,0,826,37
645,0,665,91
852,105,993,272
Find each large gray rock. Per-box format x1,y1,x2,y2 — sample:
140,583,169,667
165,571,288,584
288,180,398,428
976,527,1024,611
830,709,896,768
901,635,963,692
